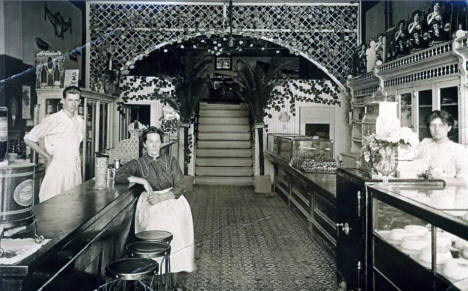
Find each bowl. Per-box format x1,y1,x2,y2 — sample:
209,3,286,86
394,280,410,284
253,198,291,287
464,246,468,259
388,228,410,246
444,258,468,282
454,238,468,251
401,236,429,257
419,247,452,268
404,225,428,237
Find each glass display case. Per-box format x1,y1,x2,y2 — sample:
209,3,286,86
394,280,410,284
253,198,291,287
368,182,468,290
266,133,338,173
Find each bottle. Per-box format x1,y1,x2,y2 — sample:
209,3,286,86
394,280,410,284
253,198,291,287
53,61,60,86
41,65,48,85
114,159,121,170
0,107,8,163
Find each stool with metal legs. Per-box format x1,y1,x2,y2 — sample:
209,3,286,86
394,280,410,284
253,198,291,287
126,241,171,290
135,230,173,246
101,257,158,290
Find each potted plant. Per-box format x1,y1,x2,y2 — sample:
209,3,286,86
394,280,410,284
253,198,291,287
170,55,211,188
234,59,291,193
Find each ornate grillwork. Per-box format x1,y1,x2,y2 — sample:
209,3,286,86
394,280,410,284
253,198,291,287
88,2,358,89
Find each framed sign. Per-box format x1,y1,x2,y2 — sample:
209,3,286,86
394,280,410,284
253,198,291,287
22,85,31,119
215,56,232,70
64,69,79,87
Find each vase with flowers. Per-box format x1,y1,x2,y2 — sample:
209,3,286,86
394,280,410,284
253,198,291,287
362,126,419,183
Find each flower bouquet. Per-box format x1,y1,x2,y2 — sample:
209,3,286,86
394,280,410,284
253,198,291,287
362,126,419,183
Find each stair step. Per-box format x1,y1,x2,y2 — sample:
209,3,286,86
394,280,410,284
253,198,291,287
195,176,253,186
199,117,249,125
198,132,251,141
197,141,251,149
196,167,253,177
200,103,248,110
199,124,250,133
197,148,252,158
196,158,252,167
200,109,248,117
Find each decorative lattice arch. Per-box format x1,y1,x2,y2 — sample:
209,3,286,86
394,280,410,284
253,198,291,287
87,1,359,90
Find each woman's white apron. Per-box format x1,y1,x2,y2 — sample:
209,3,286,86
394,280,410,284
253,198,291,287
135,193,195,273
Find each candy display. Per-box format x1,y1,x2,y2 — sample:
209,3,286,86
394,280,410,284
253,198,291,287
291,151,341,173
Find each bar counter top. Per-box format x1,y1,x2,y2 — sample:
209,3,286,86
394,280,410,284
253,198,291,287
0,179,141,290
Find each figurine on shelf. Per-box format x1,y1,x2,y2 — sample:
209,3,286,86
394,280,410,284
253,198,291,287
375,34,384,65
358,43,367,75
47,57,54,87
394,20,409,57
455,24,467,40
366,41,377,72
352,42,367,76
426,2,450,44
408,10,426,51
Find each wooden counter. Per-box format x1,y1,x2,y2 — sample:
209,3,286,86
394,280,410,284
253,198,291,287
0,179,141,291
265,151,337,249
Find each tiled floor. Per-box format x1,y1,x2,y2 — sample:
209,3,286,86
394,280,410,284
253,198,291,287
183,185,336,291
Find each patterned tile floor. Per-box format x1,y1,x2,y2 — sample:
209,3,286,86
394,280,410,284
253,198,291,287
183,185,336,291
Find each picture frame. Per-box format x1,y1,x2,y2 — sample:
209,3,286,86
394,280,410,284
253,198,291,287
21,85,31,119
64,69,80,87
215,56,232,71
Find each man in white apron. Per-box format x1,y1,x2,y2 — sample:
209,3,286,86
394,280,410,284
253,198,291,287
25,86,84,202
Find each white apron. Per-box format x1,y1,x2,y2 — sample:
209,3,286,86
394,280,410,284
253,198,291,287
135,193,195,273
39,117,83,203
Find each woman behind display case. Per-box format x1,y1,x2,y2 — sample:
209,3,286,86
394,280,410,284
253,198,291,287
115,126,195,289
416,110,468,187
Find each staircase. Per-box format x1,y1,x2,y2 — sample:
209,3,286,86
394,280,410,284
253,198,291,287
195,102,253,185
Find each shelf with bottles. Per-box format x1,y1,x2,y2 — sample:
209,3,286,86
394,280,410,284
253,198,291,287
45,99,62,115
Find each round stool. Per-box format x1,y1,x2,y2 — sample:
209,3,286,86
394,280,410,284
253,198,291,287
126,241,172,290
135,230,173,245
102,257,158,290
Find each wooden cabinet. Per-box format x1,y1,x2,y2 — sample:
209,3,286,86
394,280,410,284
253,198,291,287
336,168,372,291
35,88,116,180
266,151,337,250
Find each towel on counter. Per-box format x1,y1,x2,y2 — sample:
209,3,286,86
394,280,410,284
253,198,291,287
0,238,50,265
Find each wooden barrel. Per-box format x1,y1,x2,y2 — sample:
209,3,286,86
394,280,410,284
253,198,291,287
0,162,35,228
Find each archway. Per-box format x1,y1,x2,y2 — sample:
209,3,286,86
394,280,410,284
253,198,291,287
122,33,346,90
